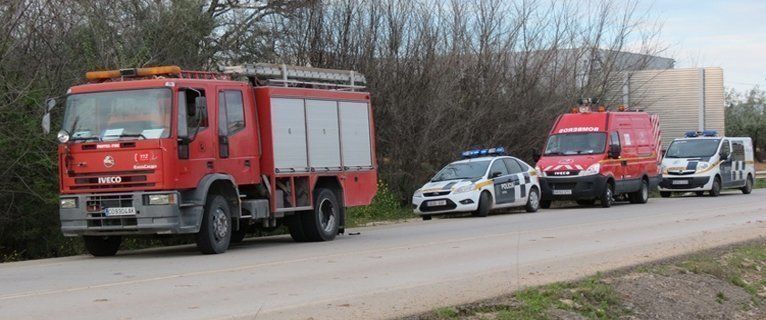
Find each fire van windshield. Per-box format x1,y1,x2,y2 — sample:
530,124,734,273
431,160,491,182
62,88,172,142
544,133,607,156
665,139,721,158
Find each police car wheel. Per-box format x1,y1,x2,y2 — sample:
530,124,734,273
540,200,552,209
474,191,491,217
600,183,614,208
709,177,721,197
742,175,753,194
525,187,540,213
660,191,672,198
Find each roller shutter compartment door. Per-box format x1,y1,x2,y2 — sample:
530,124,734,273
306,100,341,170
271,98,308,172
339,101,372,168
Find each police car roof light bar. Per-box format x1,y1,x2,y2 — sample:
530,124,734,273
461,147,507,159
685,131,700,138
702,130,718,137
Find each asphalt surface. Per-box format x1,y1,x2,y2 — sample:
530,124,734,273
2,190,766,320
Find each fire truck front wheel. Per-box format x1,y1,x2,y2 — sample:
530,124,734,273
196,195,232,254
302,188,340,242
83,235,121,257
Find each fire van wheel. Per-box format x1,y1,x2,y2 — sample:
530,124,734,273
301,188,340,242
742,175,754,194
473,191,492,217
196,195,232,254
540,200,552,209
709,176,722,197
600,182,614,208
629,179,649,204
83,235,121,257
525,187,540,213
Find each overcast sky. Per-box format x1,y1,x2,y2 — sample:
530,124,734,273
651,0,766,92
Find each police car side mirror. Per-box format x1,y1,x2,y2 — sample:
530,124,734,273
490,171,503,179
531,148,541,163
608,144,621,159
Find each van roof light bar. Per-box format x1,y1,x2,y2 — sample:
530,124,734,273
220,63,366,90
685,130,719,138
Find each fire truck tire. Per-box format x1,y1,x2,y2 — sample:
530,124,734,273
629,179,649,204
540,200,552,209
600,182,614,208
660,191,671,198
473,191,491,217
301,188,340,242
287,214,309,242
709,176,721,197
83,235,121,257
742,174,753,194
525,187,540,213
196,195,232,254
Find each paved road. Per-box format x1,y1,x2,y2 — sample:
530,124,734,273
2,190,766,320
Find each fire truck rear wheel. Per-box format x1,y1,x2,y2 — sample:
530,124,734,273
196,194,232,254
83,235,121,257
301,188,340,242
287,214,309,242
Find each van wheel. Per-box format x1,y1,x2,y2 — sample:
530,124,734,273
196,194,232,254
473,191,492,217
525,187,540,212
629,180,649,204
286,213,308,242
301,188,340,241
742,175,753,194
709,176,721,197
600,182,614,208
540,200,552,209
83,236,121,257
660,191,671,198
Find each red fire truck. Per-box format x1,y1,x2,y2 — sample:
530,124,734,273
44,64,378,256
533,101,661,208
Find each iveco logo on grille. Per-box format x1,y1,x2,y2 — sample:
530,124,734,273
97,176,122,184
554,171,571,176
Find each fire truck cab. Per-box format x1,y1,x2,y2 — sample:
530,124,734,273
48,64,378,256
534,102,662,208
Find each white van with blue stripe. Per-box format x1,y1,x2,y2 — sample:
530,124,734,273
659,131,755,197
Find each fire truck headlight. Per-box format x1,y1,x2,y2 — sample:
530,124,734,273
60,198,77,209
57,130,70,143
453,184,475,194
579,163,601,176
147,194,177,205
697,162,710,171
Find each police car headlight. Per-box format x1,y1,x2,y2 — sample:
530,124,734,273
697,162,710,171
453,184,475,194
60,198,77,209
535,166,546,177
579,163,601,176
413,189,424,198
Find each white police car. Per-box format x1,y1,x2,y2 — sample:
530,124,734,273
659,131,755,197
412,147,541,220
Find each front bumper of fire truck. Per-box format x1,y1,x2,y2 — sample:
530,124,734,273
59,191,203,236
539,174,609,201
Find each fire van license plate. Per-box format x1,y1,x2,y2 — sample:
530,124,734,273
105,207,136,216
672,180,689,185
553,189,572,195
427,200,447,207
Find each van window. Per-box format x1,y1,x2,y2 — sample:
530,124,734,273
544,133,606,155
489,160,510,177
178,88,207,139
721,140,731,157
610,132,621,147
732,141,745,161
665,139,721,158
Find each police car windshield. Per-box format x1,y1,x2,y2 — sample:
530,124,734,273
665,139,721,158
544,133,606,155
431,160,491,182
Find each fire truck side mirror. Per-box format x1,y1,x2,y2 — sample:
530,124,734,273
41,98,56,134
608,144,621,159
531,148,541,163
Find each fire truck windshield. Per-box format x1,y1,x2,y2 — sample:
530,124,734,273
431,160,491,182
62,88,172,142
544,133,607,156
665,139,721,158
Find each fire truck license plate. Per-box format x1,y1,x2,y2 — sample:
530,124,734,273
553,189,572,195
672,180,688,185
427,200,447,207
105,207,136,216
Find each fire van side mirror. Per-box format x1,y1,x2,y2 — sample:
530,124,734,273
531,148,541,163
608,144,621,159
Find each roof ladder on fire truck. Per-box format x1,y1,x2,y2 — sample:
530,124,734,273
219,63,366,91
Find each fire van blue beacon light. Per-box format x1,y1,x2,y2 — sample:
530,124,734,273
461,147,507,159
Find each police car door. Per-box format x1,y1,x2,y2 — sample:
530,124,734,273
489,159,514,207
505,158,531,204
719,139,734,187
